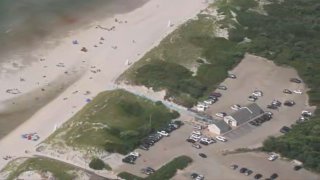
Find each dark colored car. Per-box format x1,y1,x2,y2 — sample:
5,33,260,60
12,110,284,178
239,167,247,173
280,126,291,134
272,100,282,107
186,138,196,143
283,89,292,94
191,173,199,179
270,173,278,179
230,164,238,170
254,174,262,179
294,165,302,171
211,92,222,97
199,153,207,158
290,78,302,83
284,100,295,106
267,104,278,110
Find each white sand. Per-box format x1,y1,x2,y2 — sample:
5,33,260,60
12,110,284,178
0,0,208,177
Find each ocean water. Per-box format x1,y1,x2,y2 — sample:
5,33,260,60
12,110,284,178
0,0,148,64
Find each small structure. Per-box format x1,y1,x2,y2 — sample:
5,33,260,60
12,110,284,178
208,120,231,135
224,103,264,127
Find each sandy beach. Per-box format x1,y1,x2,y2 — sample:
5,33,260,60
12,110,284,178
0,0,208,175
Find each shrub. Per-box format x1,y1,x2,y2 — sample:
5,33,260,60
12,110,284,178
89,158,106,170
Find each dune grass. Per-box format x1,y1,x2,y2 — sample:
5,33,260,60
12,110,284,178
46,89,179,154
6,157,78,180
119,14,244,107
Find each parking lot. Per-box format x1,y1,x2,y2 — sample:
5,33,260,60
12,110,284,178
115,55,319,180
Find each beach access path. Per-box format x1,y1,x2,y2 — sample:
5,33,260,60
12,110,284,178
0,0,208,176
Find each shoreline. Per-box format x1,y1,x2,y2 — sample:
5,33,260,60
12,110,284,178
0,0,208,175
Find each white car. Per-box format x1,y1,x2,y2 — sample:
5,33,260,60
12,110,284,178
215,112,227,118
268,154,278,161
293,90,302,94
301,110,312,117
216,136,227,142
192,131,202,136
190,135,201,141
203,99,214,105
129,151,140,157
198,103,208,108
231,104,241,111
157,131,169,137
195,175,204,180
252,90,263,97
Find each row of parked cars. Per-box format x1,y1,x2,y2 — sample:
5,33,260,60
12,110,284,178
249,112,273,126
230,164,278,180
122,151,140,164
139,121,183,151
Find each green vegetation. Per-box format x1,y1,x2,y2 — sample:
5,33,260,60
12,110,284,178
214,0,320,172
89,158,111,170
120,14,244,107
47,89,179,154
118,155,192,180
6,157,79,180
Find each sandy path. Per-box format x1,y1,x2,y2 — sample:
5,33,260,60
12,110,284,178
0,0,208,175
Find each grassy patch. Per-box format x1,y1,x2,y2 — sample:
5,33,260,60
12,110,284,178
215,0,320,172
47,89,179,154
6,157,78,180
119,14,244,107
118,155,192,180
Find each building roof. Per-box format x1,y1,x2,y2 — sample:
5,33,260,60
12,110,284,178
230,103,264,125
213,119,231,133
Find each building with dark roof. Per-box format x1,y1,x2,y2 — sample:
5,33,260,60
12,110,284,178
224,103,264,127
194,113,231,135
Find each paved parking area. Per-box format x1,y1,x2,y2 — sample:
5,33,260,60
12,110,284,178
115,55,319,180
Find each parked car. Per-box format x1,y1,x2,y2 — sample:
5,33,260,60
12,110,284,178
239,167,247,173
230,164,238,170
211,92,222,97
265,111,273,116
191,173,199,179
139,144,149,150
248,95,258,102
199,153,207,158
293,89,302,94
231,104,241,111
280,126,291,134
268,154,278,161
254,174,263,179
157,131,169,137
290,78,301,83
270,173,278,179
301,110,312,117
192,143,201,149
284,100,295,106
245,169,253,176
215,112,227,118
192,130,202,136
186,138,196,143
272,100,281,107
228,74,237,79
129,151,140,157
216,136,227,142
283,89,292,94
294,165,302,171
267,104,278,110
217,85,227,90
252,90,263,97
204,99,215,105
195,175,204,180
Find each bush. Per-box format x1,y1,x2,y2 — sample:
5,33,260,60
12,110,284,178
89,158,106,170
